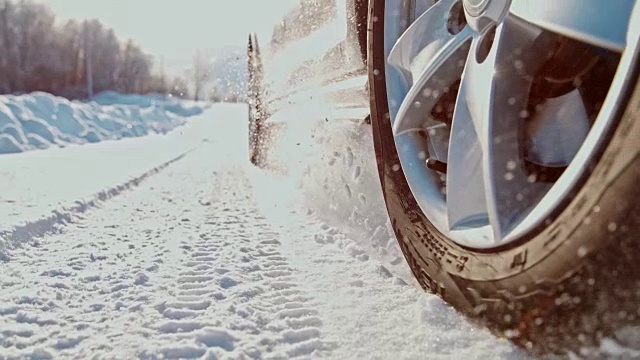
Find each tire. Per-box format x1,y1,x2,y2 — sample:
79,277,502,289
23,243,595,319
368,0,640,355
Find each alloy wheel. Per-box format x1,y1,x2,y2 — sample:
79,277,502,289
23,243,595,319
383,0,636,248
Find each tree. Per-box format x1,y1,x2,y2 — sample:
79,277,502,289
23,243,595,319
208,83,223,102
169,76,189,99
14,0,56,92
56,19,84,97
0,0,161,98
0,0,19,92
145,74,168,95
118,39,152,94
82,20,122,95
190,50,211,101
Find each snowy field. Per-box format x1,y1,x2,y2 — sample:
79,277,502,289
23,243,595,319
0,103,530,359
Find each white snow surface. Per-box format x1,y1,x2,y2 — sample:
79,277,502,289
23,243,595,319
0,103,532,359
0,91,206,154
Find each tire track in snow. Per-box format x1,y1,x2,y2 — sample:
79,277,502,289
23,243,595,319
0,142,331,359
0,144,200,259
0,144,216,359
149,168,332,359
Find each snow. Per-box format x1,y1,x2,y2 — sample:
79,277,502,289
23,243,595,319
0,91,206,154
0,2,635,357
0,108,216,252
0,103,533,359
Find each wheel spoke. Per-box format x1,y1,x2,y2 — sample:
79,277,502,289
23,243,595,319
388,0,470,85
391,35,471,136
447,16,555,240
445,60,488,231
509,0,634,52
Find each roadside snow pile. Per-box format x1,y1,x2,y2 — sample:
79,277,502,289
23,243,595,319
0,91,206,154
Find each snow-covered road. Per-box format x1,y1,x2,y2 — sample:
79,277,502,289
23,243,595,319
0,105,525,359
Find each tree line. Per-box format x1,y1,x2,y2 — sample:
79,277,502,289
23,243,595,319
0,0,193,99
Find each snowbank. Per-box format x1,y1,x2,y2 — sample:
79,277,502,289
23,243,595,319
0,91,206,154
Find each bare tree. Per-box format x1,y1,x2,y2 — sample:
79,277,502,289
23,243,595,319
0,0,18,92
80,19,123,96
57,19,83,96
190,50,211,101
0,0,57,92
118,39,152,93
169,76,190,99
0,0,158,98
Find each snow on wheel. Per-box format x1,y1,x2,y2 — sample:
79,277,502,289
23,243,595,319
368,0,640,354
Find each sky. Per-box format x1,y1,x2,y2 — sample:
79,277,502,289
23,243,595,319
40,0,300,75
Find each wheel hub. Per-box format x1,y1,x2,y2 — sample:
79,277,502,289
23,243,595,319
463,0,490,17
463,0,510,33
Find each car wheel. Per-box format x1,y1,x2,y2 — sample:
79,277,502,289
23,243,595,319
369,0,640,354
